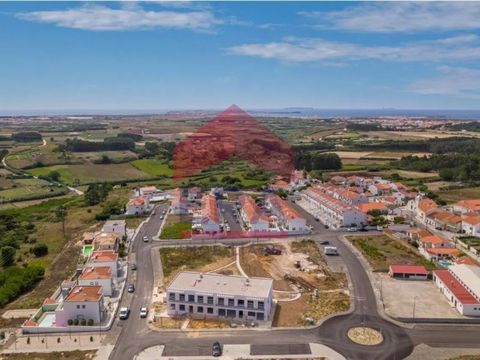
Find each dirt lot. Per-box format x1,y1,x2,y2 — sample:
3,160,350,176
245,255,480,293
436,187,480,203
0,351,97,360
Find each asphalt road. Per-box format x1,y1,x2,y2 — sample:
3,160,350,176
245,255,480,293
108,200,480,360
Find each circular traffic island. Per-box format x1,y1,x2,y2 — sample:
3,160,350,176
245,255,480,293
347,327,384,346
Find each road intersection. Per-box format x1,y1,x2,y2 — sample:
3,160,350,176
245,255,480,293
108,202,480,360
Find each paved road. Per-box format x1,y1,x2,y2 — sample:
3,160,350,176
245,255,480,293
108,200,480,360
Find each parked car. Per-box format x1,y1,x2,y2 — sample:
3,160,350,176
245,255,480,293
212,342,222,357
162,210,166,215
152,210,156,215
127,284,135,293
319,240,330,245
143,236,149,242
346,227,358,232
119,307,130,320
314,218,320,222
140,307,148,318
324,224,329,229
131,263,137,271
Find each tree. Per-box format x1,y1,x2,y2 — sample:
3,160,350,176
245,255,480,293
32,243,48,257
0,246,16,266
99,154,112,164
47,171,61,182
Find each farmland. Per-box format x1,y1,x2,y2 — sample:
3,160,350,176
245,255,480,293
131,158,173,177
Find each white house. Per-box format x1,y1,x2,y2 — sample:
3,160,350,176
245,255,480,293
87,250,118,277
188,187,202,201
56,286,105,326
239,194,269,232
266,194,307,232
453,199,480,214
166,271,273,322
433,265,480,316
126,196,150,215
138,186,158,199
102,220,126,238
78,266,113,296
200,194,221,233
170,188,188,215
462,216,480,237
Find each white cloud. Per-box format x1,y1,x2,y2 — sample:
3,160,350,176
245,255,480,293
16,4,221,31
299,2,480,33
410,66,480,98
227,35,480,63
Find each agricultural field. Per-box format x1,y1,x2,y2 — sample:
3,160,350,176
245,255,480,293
347,235,435,272
435,187,480,203
0,177,68,203
131,158,173,177
27,163,150,185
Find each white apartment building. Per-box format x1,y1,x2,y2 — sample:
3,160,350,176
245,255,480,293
433,265,480,316
166,271,273,322
265,194,307,232
301,187,367,229
170,188,188,215
200,194,221,233
78,266,113,296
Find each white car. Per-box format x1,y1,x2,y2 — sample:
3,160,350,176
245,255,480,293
140,307,148,318
143,236,149,242
346,227,357,232
119,307,130,320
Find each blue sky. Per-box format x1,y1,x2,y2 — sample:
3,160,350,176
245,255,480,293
2,1,480,112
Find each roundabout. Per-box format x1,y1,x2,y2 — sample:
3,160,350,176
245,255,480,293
347,327,384,346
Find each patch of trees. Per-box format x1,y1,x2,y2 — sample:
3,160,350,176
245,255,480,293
346,123,382,131
393,153,480,182
445,122,480,132
95,199,124,221
64,137,135,152
117,132,143,142
295,152,342,171
31,243,48,257
12,132,43,143
84,183,112,206
355,137,480,155
293,141,335,153
0,264,45,306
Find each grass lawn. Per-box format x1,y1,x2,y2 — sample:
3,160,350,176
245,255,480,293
160,214,192,239
160,246,231,278
347,235,435,272
436,187,480,203
131,158,173,177
28,163,150,185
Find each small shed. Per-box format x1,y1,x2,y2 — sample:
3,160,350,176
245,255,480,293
388,265,429,280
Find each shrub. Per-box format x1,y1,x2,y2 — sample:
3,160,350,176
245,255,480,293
73,319,79,326
80,319,86,326
32,243,48,257
87,319,94,326
67,319,73,326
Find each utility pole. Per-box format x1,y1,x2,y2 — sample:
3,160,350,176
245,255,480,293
412,295,418,323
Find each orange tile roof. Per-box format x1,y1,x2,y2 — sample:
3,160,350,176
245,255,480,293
23,319,38,327
271,180,291,190
419,235,448,245
79,266,112,280
88,250,118,264
455,256,479,266
201,194,220,223
418,198,438,213
128,196,146,206
455,199,480,212
375,183,392,190
140,186,157,193
426,248,459,255
65,286,102,302
267,194,304,221
463,216,480,225
239,194,269,223
43,298,57,305
358,203,388,214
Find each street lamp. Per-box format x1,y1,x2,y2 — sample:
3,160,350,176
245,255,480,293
412,296,419,323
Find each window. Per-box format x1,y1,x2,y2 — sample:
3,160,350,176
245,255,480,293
207,296,214,305
179,304,185,311
77,305,80,309
82,305,86,309
197,296,204,303
188,294,195,302
247,300,254,309
179,294,185,301
169,293,176,301
228,298,234,307
197,306,204,313
247,311,255,317
170,304,175,310
218,298,224,306
218,309,226,316
207,307,214,314
257,312,265,321
238,299,244,307
258,301,264,310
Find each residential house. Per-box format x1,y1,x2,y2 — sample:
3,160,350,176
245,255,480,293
102,220,126,238
265,194,307,232
290,170,308,189
93,232,119,251
126,196,150,215
87,250,118,277
78,266,113,296
462,216,480,237
166,271,273,322
415,197,438,224
170,188,188,215
56,286,105,326
200,194,221,233
188,187,202,202
418,235,458,262
239,194,270,232
453,199,480,214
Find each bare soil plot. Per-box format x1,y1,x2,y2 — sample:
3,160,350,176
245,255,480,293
436,186,480,203
188,319,230,329
0,351,97,360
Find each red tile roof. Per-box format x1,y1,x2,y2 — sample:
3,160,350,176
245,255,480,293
419,235,447,245
201,194,220,223
389,265,428,275
267,194,304,221
79,266,112,280
455,199,480,212
418,198,438,213
128,196,146,207
358,203,388,214
65,285,102,302
88,250,118,264
239,194,269,224
434,269,480,305
426,248,459,256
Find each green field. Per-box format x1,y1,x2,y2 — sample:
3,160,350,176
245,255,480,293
0,178,68,202
28,163,150,185
160,214,192,239
131,158,173,177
